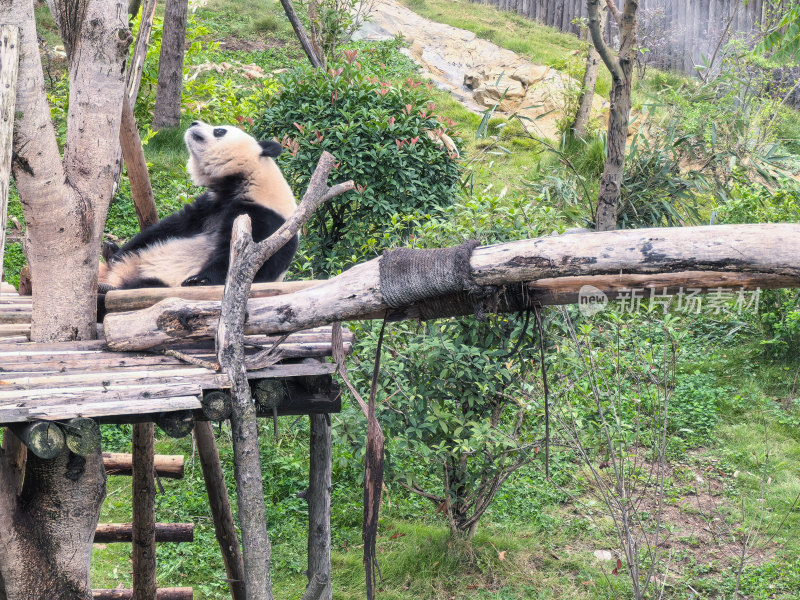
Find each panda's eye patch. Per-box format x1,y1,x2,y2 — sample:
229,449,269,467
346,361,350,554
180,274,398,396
213,128,227,138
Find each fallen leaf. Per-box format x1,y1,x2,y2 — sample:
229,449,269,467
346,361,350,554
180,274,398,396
389,532,406,540
498,551,506,561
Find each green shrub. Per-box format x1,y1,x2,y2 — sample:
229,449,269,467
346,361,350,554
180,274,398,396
617,118,704,229
669,371,728,444
715,177,800,357
254,56,461,275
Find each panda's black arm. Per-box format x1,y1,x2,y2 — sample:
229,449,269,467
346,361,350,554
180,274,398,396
114,195,217,258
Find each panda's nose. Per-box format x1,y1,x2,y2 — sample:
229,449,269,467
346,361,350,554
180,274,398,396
190,121,199,127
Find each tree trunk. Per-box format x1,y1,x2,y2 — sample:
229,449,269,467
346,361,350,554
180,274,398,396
595,62,633,230
572,4,606,138
152,0,188,130
0,25,19,286
278,0,324,68
0,450,107,599
587,0,639,232
0,0,130,597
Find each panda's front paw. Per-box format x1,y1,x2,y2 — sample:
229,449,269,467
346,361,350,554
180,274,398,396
182,274,211,286
98,283,117,294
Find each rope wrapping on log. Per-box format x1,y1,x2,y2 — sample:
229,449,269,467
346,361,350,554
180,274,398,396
379,241,496,317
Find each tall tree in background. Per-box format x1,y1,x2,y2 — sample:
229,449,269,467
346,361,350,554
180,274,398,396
587,0,639,231
572,2,607,138
0,0,130,598
152,0,188,129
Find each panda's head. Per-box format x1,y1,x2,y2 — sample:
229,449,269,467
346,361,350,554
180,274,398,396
184,121,284,187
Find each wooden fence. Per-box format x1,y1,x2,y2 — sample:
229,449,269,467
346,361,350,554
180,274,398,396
473,0,787,74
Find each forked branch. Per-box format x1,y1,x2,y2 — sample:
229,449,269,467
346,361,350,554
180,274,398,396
216,151,352,600
588,0,623,81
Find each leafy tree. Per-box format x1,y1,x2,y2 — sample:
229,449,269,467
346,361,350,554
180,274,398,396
361,315,544,538
254,56,460,275
756,3,800,63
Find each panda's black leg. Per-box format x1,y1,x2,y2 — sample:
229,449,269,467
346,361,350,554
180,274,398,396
181,274,212,286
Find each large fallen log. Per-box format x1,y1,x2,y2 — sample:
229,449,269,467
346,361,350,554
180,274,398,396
104,224,800,351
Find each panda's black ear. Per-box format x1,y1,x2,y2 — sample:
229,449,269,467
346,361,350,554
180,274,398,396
259,140,284,158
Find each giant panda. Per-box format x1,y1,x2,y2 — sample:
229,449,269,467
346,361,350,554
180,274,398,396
98,121,297,291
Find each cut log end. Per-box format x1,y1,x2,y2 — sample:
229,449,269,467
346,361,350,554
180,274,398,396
63,417,101,456
10,421,65,459
157,410,195,438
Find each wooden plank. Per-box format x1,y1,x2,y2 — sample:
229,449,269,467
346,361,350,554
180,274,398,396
0,26,19,284
0,361,336,392
0,324,30,337
0,381,202,410
0,395,203,423
103,452,184,479
95,522,194,544
0,339,107,353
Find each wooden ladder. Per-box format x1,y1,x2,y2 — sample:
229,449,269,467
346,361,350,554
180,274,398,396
92,451,194,600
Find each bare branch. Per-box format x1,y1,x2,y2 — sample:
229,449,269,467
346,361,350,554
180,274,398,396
605,0,622,25
278,0,324,68
216,151,352,600
588,0,624,81
253,152,354,269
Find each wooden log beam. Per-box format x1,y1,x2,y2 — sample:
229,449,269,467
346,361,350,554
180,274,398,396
104,281,322,313
94,522,194,543
194,420,246,600
62,417,101,456
103,452,184,479
157,410,195,438
8,420,64,459
92,589,193,600
104,224,800,351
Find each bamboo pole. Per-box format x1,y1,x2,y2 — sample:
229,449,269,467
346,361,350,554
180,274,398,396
0,26,19,284
104,224,800,351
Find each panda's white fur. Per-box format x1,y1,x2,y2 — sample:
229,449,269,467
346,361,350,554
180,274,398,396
98,122,298,292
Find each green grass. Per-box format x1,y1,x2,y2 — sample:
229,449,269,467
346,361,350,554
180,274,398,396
195,0,297,43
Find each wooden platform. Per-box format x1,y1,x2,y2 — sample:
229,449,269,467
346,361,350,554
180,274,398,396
0,286,351,425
